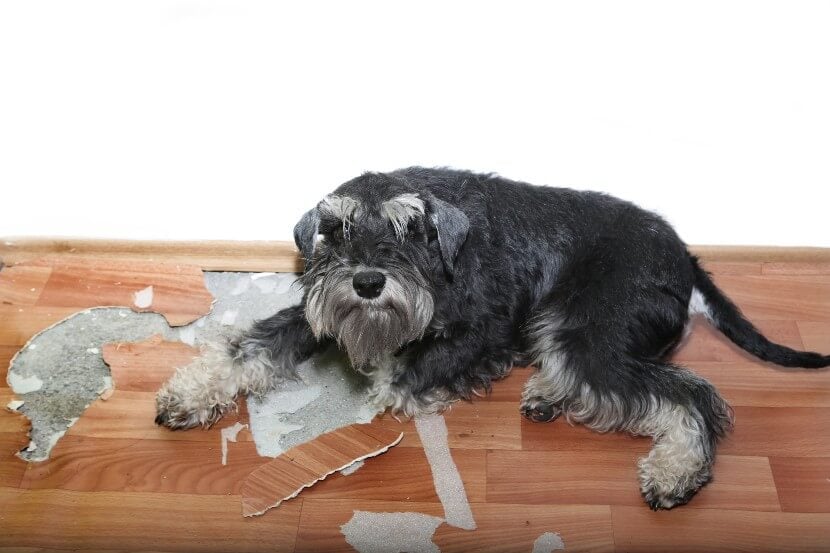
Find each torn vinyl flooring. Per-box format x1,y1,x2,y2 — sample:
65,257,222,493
0,260,657,551
5,271,379,462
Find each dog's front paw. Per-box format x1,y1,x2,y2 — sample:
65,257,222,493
638,472,697,511
640,481,696,511
154,380,232,430
520,396,562,422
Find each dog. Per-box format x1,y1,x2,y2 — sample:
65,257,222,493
155,167,830,509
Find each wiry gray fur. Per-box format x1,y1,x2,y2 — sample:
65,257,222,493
156,167,830,510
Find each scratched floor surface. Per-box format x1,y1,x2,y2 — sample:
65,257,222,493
0,257,829,552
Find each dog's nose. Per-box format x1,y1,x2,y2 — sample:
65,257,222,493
353,270,386,299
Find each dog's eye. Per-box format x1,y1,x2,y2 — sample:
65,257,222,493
427,226,438,243
319,225,344,242
406,220,424,239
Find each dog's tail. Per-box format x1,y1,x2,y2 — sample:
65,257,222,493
690,256,830,368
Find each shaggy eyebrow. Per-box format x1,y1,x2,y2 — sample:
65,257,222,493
381,193,425,240
320,195,360,223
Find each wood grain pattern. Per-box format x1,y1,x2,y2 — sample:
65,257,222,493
712,273,830,322
611,506,830,552
769,457,830,513
0,254,828,551
521,417,652,453
720,406,830,457
689,361,830,407
103,336,200,392
796,321,830,352
372,399,523,450
34,258,214,326
0,346,21,373
699,261,762,275
434,503,615,553
0,488,302,553
762,262,830,275
64,390,251,443
0,305,86,347
0,433,27,488
487,451,780,512
303,447,487,503
0,238,303,272
294,498,445,553
671,318,805,363
0,264,52,305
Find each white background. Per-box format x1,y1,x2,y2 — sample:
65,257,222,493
1,1,828,246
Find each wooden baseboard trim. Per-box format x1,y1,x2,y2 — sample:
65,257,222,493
689,245,830,263
1,237,828,272
0,237,303,272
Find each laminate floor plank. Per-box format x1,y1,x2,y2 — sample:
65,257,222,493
1,256,829,551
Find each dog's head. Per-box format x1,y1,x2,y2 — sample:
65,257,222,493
295,171,469,368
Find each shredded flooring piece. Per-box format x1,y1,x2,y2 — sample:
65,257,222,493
133,286,154,308
220,422,248,466
414,414,477,530
6,400,24,411
341,511,444,553
532,532,566,553
241,423,403,517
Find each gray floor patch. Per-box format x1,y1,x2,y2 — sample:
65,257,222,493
247,386,323,457
264,347,378,455
532,532,566,552
337,415,477,552
341,511,444,553
414,414,477,530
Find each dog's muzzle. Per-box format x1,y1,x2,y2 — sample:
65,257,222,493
305,265,434,368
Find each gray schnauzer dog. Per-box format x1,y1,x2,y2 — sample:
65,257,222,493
155,167,830,509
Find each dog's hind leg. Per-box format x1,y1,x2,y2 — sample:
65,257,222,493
628,365,733,509
155,305,321,430
522,316,732,508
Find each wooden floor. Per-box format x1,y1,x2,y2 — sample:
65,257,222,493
1,256,829,552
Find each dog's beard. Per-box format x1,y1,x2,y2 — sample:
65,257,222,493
305,266,434,368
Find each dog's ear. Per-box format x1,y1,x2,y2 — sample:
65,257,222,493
428,197,469,277
293,207,320,265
